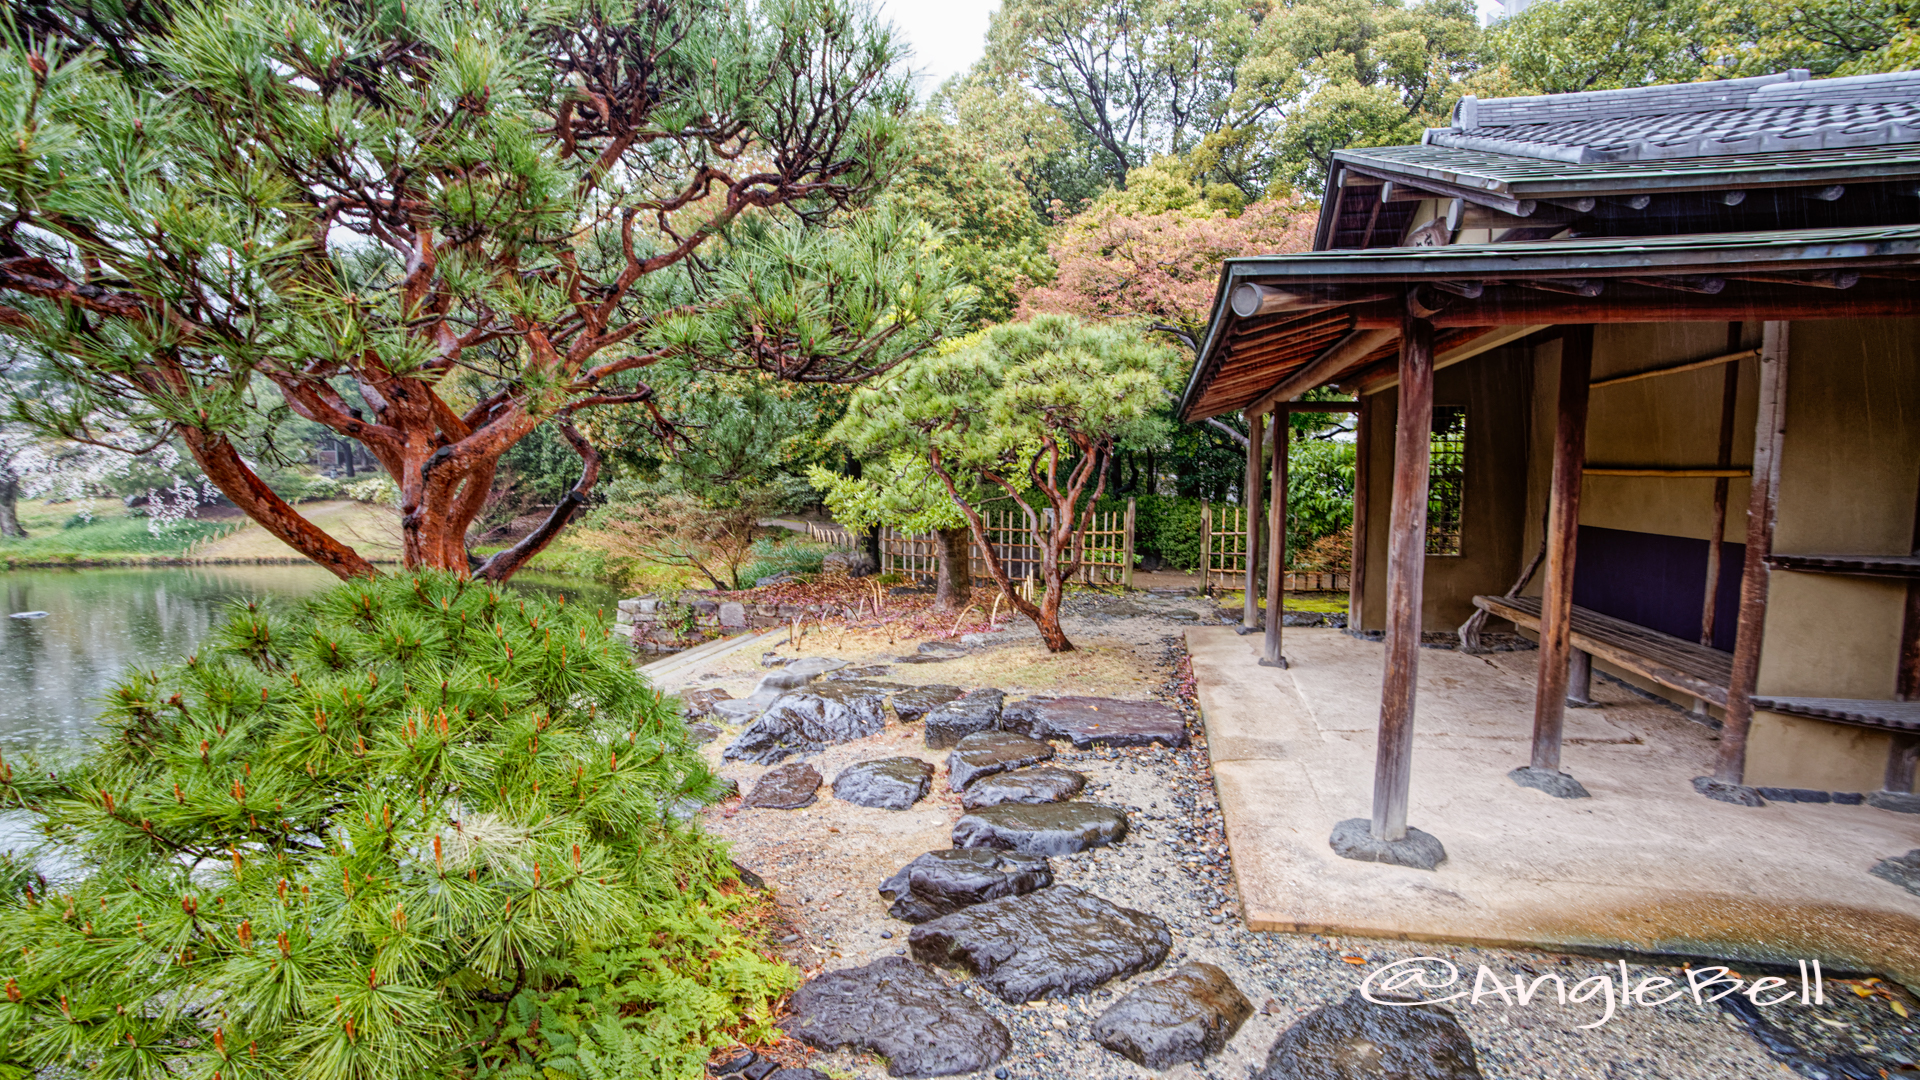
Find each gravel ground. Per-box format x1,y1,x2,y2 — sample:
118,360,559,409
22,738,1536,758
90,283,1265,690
688,590,1920,1079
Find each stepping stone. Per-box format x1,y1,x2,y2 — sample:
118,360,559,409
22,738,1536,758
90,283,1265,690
686,721,723,745
723,684,889,764
678,687,732,717
834,757,936,810
878,849,1053,923
744,762,821,809
1871,849,1920,896
898,640,970,663
946,731,1053,790
908,885,1170,1003
1255,991,1483,1079
952,802,1128,855
827,664,894,680
925,689,1007,749
746,657,850,705
960,767,1087,810
784,956,1010,1078
891,684,966,723
1001,696,1188,749
1092,961,1254,1069
712,698,766,723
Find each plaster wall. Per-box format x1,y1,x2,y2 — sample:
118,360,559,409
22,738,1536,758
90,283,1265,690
1358,348,1533,632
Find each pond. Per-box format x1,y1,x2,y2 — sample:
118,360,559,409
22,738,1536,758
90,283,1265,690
0,565,626,763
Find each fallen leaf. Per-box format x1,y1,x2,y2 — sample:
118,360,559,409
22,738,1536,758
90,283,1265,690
1342,956,1366,965
1892,1000,1909,1019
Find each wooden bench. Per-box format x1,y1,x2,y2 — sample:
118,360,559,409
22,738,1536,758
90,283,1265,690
1472,593,1731,708
1475,594,1920,792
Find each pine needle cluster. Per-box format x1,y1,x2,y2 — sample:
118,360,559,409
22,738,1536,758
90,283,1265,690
0,572,791,1080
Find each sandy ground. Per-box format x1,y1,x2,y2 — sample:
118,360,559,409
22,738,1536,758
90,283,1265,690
674,591,1920,1080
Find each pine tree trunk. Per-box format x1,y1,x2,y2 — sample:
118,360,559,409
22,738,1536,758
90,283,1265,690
0,474,24,537
933,527,972,612
1036,568,1074,652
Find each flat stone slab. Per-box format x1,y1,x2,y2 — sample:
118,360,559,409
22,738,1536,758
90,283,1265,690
878,849,1054,923
686,721,723,745
745,762,821,809
946,730,1053,790
712,698,765,723
925,689,1007,749
748,657,849,704
1871,849,1920,896
723,683,890,764
908,885,1171,1003
1092,961,1254,1069
1000,695,1188,749
959,767,1087,810
891,684,966,723
1255,992,1483,1079
678,687,732,717
952,802,1129,856
897,640,970,664
827,664,895,681
783,957,1009,1078
834,757,935,810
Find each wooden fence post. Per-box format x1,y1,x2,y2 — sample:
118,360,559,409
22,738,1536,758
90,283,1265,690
1123,497,1137,590
1715,320,1791,790
1199,501,1211,592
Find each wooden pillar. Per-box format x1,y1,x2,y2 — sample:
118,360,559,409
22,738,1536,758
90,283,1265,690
1699,322,1744,654
1243,410,1264,627
1568,649,1595,707
1264,409,1288,666
1198,501,1211,593
1530,325,1594,774
1371,312,1435,842
1716,321,1791,785
1122,497,1137,590
1349,395,1372,632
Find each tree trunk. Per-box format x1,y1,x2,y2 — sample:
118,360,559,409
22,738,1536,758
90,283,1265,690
1035,567,1074,652
933,527,972,612
0,474,23,537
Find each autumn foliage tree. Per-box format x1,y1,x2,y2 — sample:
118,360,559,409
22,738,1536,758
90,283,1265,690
0,0,956,583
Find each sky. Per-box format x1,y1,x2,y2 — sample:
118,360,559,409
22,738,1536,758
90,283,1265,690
873,0,1512,99
874,0,1000,96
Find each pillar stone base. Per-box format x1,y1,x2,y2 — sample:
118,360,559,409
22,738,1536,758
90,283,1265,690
1328,818,1446,871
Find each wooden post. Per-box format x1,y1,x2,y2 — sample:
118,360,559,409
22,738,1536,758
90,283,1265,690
1244,410,1265,627
1350,394,1372,632
1699,323,1744,659
1123,497,1137,590
1264,409,1288,666
1717,321,1791,785
1199,501,1211,593
1530,326,1595,774
1371,311,1436,843
1568,649,1595,706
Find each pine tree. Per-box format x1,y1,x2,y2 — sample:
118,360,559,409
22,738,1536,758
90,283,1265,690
0,573,789,1079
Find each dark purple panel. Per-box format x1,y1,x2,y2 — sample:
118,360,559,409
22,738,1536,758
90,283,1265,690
1572,526,1742,651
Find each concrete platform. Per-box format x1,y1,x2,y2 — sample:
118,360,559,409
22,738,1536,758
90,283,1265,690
1188,625,1920,987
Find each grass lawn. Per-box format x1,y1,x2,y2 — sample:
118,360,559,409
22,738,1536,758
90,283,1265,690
2,500,237,563
1216,588,1350,614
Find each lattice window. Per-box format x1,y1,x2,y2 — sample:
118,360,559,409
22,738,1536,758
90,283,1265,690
1427,407,1467,556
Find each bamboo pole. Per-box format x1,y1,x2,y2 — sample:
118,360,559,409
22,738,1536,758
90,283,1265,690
1716,321,1791,785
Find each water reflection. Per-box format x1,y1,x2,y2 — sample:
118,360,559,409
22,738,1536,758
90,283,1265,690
0,566,622,762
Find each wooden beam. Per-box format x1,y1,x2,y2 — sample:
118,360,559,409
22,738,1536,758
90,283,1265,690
1244,329,1397,416
1531,325,1595,775
1717,321,1791,785
1350,395,1373,633
1341,290,1920,328
1232,283,1393,319
1700,324,1744,658
1898,464,1920,704
1372,308,1436,842
1583,467,1752,478
1361,324,1547,394
1265,410,1288,667
1590,347,1759,389
1243,410,1264,630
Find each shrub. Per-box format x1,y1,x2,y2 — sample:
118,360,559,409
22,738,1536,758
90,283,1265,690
344,475,401,506
741,536,829,586
0,573,789,1080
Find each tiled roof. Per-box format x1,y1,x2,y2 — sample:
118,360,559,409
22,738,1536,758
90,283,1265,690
1430,70,1920,164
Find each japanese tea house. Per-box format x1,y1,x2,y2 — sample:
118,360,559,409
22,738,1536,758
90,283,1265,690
1178,69,1920,861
